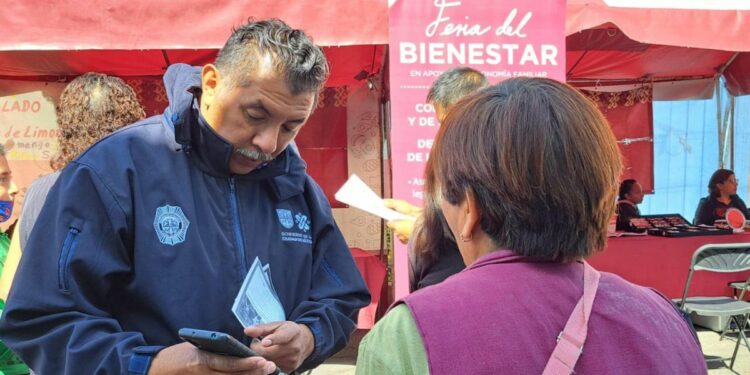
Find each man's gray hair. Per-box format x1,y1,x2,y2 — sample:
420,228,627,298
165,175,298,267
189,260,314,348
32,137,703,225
427,67,489,110
215,19,329,94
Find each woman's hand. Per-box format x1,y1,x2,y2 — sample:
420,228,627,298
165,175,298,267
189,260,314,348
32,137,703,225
384,199,422,243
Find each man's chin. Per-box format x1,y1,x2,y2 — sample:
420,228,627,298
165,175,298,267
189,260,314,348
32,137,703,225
229,158,260,174
229,154,264,175
229,164,256,175
231,168,253,175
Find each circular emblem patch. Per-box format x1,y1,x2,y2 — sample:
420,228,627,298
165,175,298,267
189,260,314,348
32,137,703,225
153,205,190,246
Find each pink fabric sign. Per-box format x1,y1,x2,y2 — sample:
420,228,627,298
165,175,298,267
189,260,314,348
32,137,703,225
388,0,567,299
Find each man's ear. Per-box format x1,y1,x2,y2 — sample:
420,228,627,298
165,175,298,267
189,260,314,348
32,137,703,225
460,189,481,241
201,64,221,111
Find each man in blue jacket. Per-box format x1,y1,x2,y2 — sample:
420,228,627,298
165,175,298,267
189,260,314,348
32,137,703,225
0,19,370,375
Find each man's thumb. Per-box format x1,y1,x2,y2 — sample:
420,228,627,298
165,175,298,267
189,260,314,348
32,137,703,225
244,322,281,337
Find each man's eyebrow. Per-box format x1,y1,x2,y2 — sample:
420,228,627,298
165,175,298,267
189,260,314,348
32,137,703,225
246,100,307,125
287,117,306,126
246,101,270,116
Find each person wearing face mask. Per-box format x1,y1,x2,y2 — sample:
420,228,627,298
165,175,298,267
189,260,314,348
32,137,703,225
694,169,750,225
0,144,19,280
0,19,369,375
616,179,644,231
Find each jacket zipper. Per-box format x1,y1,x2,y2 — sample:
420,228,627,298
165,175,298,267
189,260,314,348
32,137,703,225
228,177,248,275
58,227,81,291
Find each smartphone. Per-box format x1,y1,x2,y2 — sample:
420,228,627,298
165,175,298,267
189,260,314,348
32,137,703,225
178,328,259,357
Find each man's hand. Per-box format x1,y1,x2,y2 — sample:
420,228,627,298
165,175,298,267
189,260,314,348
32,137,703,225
148,342,277,375
384,199,421,243
245,322,315,373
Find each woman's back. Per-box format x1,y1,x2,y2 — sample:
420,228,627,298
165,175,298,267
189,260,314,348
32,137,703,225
358,78,707,375
363,250,706,375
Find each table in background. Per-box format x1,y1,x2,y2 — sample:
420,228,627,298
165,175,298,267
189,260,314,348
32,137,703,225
588,232,750,299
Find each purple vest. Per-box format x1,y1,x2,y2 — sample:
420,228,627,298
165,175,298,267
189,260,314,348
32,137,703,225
402,250,706,375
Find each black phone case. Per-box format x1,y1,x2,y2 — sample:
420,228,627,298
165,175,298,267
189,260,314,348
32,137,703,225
178,328,257,357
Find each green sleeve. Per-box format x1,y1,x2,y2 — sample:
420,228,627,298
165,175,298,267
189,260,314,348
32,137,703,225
356,304,429,375
0,232,10,281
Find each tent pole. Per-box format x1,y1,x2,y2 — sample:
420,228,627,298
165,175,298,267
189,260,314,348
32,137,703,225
730,94,735,170
566,50,588,79
717,52,741,76
713,53,739,170
716,80,724,169
568,75,713,85
161,50,171,71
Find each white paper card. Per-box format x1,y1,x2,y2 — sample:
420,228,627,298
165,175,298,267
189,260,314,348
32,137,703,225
335,174,415,222
232,257,285,327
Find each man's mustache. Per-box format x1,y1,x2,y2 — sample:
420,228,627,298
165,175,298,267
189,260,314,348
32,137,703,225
235,147,274,162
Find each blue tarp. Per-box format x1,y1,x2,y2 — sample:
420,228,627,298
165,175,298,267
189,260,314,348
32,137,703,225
641,84,750,222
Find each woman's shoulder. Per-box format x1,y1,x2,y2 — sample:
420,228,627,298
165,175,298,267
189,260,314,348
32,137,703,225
616,200,636,213
356,304,428,375
23,172,62,211
695,196,714,210
26,171,61,193
596,271,683,318
731,194,747,205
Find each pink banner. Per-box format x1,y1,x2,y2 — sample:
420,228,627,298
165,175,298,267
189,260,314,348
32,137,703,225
388,0,567,299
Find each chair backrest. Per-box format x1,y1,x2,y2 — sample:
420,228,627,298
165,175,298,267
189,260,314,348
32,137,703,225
691,243,750,273
679,243,750,305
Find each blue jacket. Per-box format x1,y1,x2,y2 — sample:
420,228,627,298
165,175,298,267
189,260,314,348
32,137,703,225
0,64,370,374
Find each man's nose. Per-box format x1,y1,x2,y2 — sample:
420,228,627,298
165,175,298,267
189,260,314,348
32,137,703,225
253,126,280,155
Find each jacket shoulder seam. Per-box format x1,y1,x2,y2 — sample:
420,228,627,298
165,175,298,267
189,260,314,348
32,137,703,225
69,160,127,217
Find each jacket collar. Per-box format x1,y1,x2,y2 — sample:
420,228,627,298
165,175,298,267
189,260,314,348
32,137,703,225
466,250,526,270
466,249,571,271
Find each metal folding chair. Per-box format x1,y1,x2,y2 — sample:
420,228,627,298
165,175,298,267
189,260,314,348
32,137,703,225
717,281,750,341
728,281,748,299
674,242,750,369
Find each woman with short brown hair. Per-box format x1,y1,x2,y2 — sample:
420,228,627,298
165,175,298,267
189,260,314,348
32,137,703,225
357,78,705,374
694,168,749,225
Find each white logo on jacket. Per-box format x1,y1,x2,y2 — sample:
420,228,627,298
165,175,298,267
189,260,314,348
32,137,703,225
153,205,190,245
277,208,312,244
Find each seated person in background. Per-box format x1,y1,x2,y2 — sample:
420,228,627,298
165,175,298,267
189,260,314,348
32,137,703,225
694,168,749,225
385,67,488,292
616,179,644,231
357,78,705,374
